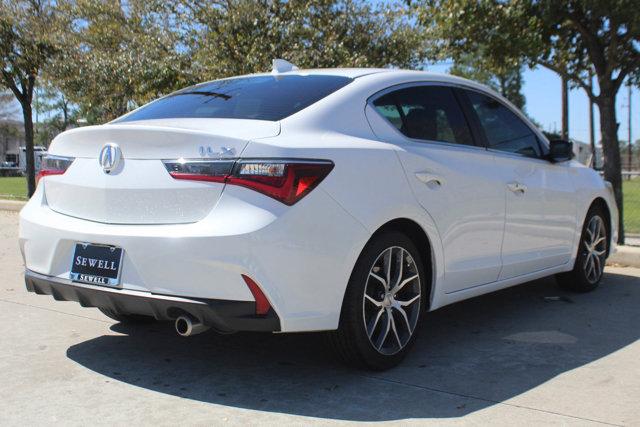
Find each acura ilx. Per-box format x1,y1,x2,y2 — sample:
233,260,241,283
20,61,618,369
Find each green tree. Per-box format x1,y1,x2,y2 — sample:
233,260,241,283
185,0,425,80
49,0,192,124
0,0,61,196
415,0,640,243
449,53,526,110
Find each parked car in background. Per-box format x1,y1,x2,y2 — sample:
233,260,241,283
0,161,21,177
19,62,618,369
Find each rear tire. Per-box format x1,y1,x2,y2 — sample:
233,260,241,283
328,231,426,370
556,206,608,293
98,307,155,323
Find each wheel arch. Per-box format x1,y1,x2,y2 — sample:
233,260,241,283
359,218,435,311
588,197,612,257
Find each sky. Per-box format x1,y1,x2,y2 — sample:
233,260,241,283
428,63,639,146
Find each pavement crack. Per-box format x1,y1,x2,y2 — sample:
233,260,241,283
356,374,623,426
0,297,112,324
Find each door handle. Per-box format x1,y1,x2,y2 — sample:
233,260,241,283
507,182,527,194
415,172,444,187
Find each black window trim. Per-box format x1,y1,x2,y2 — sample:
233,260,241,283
367,81,485,151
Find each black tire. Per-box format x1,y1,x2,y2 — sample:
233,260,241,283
556,206,608,292
327,231,427,370
98,307,155,323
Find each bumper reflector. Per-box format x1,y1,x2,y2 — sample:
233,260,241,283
241,274,271,316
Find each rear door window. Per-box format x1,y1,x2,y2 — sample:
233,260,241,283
373,86,475,146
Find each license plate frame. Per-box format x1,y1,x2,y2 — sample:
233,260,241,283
70,243,124,287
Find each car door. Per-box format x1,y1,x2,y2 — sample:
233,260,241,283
460,89,577,280
367,84,506,292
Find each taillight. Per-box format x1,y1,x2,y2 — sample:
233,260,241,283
37,155,75,183
163,159,334,205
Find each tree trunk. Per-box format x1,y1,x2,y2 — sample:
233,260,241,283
21,101,36,197
597,94,624,244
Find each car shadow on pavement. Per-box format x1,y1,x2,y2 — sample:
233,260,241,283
66,272,640,421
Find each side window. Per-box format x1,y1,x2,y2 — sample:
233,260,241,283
466,91,541,158
373,86,474,146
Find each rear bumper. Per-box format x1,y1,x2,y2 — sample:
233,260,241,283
25,270,281,332
20,183,370,332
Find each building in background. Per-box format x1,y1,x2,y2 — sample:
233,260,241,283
0,119,22,165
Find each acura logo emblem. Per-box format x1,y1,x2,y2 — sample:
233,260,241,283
99,143,121,174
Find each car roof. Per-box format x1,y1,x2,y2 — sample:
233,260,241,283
270,68,491,90
273,68,467,82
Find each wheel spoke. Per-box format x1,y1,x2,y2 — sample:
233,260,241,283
389,311,402,349
364,294,383,307
375,311,391,350
369,272,387,289
586,256,595,281
394,248,404,290
583,252,591,269
391,274,419,295
367,308,384,337
384,248,393,289
595,219,603,242
593,253,602,276
394,305,413,334
397,294,420,307
585,225,594,243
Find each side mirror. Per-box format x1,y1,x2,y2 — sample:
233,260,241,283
548,139,574,163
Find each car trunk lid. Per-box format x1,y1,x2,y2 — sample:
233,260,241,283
44,119,279,224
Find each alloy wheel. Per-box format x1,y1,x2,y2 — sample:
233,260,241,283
363,246,421,355
582,215,607,284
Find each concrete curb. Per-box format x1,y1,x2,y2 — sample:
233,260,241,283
608,246,640,268
0,200,26,212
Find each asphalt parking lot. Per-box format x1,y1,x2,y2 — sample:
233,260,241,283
1,210,638,426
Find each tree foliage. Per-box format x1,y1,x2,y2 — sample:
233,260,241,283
185,0,425,80
0,0,62,195
449,53,526,110
48,0,191,124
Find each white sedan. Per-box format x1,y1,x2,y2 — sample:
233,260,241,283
19,62,617,369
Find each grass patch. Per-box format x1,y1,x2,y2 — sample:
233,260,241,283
623,177,640,235
0,176,28,201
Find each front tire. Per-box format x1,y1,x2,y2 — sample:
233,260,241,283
556,206,608,292
328,231,426,370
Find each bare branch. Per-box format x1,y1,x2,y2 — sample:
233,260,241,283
538,60,597,102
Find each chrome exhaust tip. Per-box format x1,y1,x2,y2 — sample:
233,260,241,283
175,315,210,337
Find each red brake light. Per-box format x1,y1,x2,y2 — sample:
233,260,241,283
36,155,75,184
229,161,334,205
164,159,334,205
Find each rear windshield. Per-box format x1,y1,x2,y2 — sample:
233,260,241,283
116,75,352,122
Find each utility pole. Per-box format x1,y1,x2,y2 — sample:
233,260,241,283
628,82,632,178
561,76,569,140
589,70,596,168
